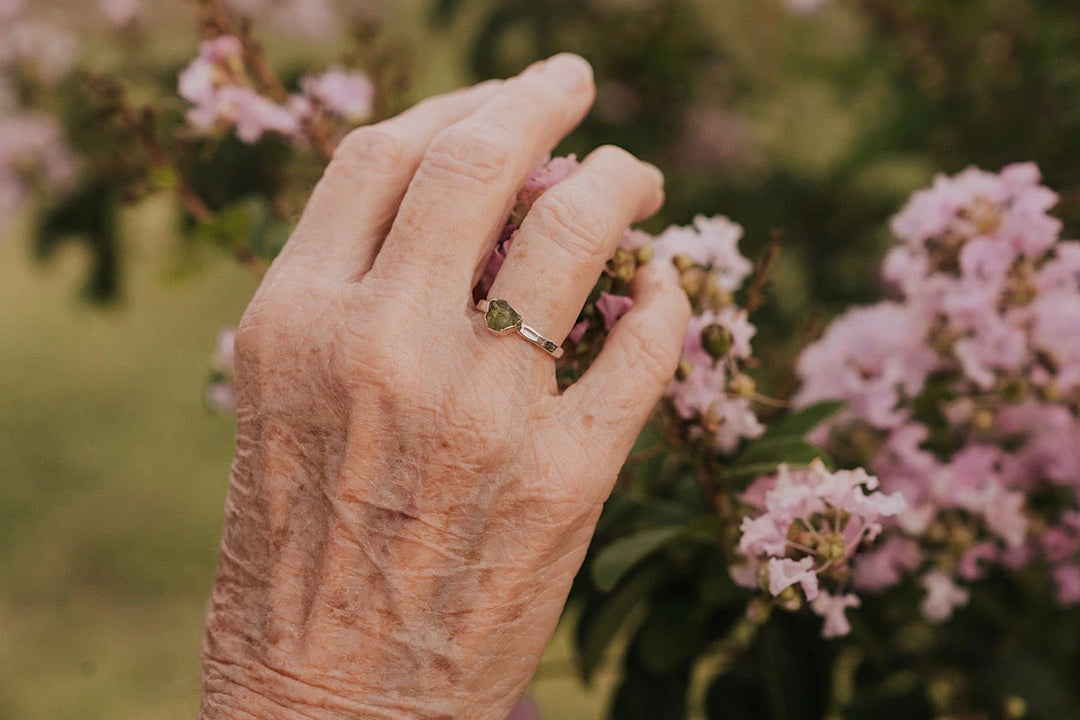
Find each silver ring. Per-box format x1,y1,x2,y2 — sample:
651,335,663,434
477,299,565,359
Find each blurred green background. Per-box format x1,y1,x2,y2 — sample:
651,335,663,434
5,0,1080,717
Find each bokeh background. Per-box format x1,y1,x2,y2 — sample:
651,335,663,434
4,0,1080,717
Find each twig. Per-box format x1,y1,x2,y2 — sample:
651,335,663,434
118,105,213,222
743,231,781,315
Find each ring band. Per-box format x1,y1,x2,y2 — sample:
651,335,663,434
477,299,565,359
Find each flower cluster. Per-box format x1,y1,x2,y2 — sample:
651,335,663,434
733,460,906,637
0,1,79,85
485,156,766,454
178,35,372,145
796,163,1080,619
637,216,761,453
0,1,79,234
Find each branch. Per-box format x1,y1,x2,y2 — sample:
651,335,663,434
743,231,781,315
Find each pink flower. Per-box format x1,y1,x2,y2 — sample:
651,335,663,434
0,113,79,228
507,693,540,720
206,382,237,413
567,320,589,344
179,36,302,144
230,87,301,142
810,591,861,638
651,215,753,291
0,20,79,83
1053,564,1080,605
517,155,579,206
213,327,237,372
920,570,970,622
958,542,998,581
767,557,819,601
596,292,633,330
853,535,921,592
736,460,905,630
795,302,938,430
301,67,374,123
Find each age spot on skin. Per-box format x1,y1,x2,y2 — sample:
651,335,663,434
582,413,595,429
430,654,462,685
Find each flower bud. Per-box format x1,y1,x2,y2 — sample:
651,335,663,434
680,267,705,298
776,585,802,611
968,196,1002,235
972,408,995,431
672,253,695,273
998,376,1028,402
728,372,756,398
702,323,733,359
675,359,692,382
1004,695,1029,719
1039,381,1061,402
608,248,636,284
634,244,654,265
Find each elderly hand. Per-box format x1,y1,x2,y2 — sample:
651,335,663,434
199,54,690,720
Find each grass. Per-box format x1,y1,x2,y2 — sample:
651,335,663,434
0,197,611,718
0,199,255,719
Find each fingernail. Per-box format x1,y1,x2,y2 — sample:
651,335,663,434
643,162,664,189
540,53,592,93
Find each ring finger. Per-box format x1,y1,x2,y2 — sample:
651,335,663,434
482,145,664,353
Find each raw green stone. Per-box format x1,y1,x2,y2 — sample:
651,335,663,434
485,299,521,332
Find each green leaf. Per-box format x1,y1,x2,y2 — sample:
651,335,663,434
759,401,845,441
729,437,830,474
592,517,723,593
636,593,703,674
593,526,686,593
704,672,768,720
577,561,669,683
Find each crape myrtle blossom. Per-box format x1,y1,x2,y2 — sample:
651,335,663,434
497,164,764,454
299,67,374,123
178,36,300,143
797,163,1080,619
179,37,374,144
733,460,906,637
0,2,79,85
617,214,762,453
0,113,79,233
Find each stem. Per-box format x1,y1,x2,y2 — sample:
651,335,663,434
743,233,781,315
109,87,269,277
117,105,213,223
752,391,790,409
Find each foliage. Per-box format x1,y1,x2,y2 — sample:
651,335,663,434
6,1,1080,718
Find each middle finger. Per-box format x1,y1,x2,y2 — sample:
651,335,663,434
366,54,595,310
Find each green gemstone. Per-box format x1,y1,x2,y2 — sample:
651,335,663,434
485,299,521,333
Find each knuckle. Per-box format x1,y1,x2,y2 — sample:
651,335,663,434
234,293,291,366
532,188,611,260
329,126,405,177
421,125,514,186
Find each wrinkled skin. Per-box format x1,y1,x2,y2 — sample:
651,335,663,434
199,54,691,720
